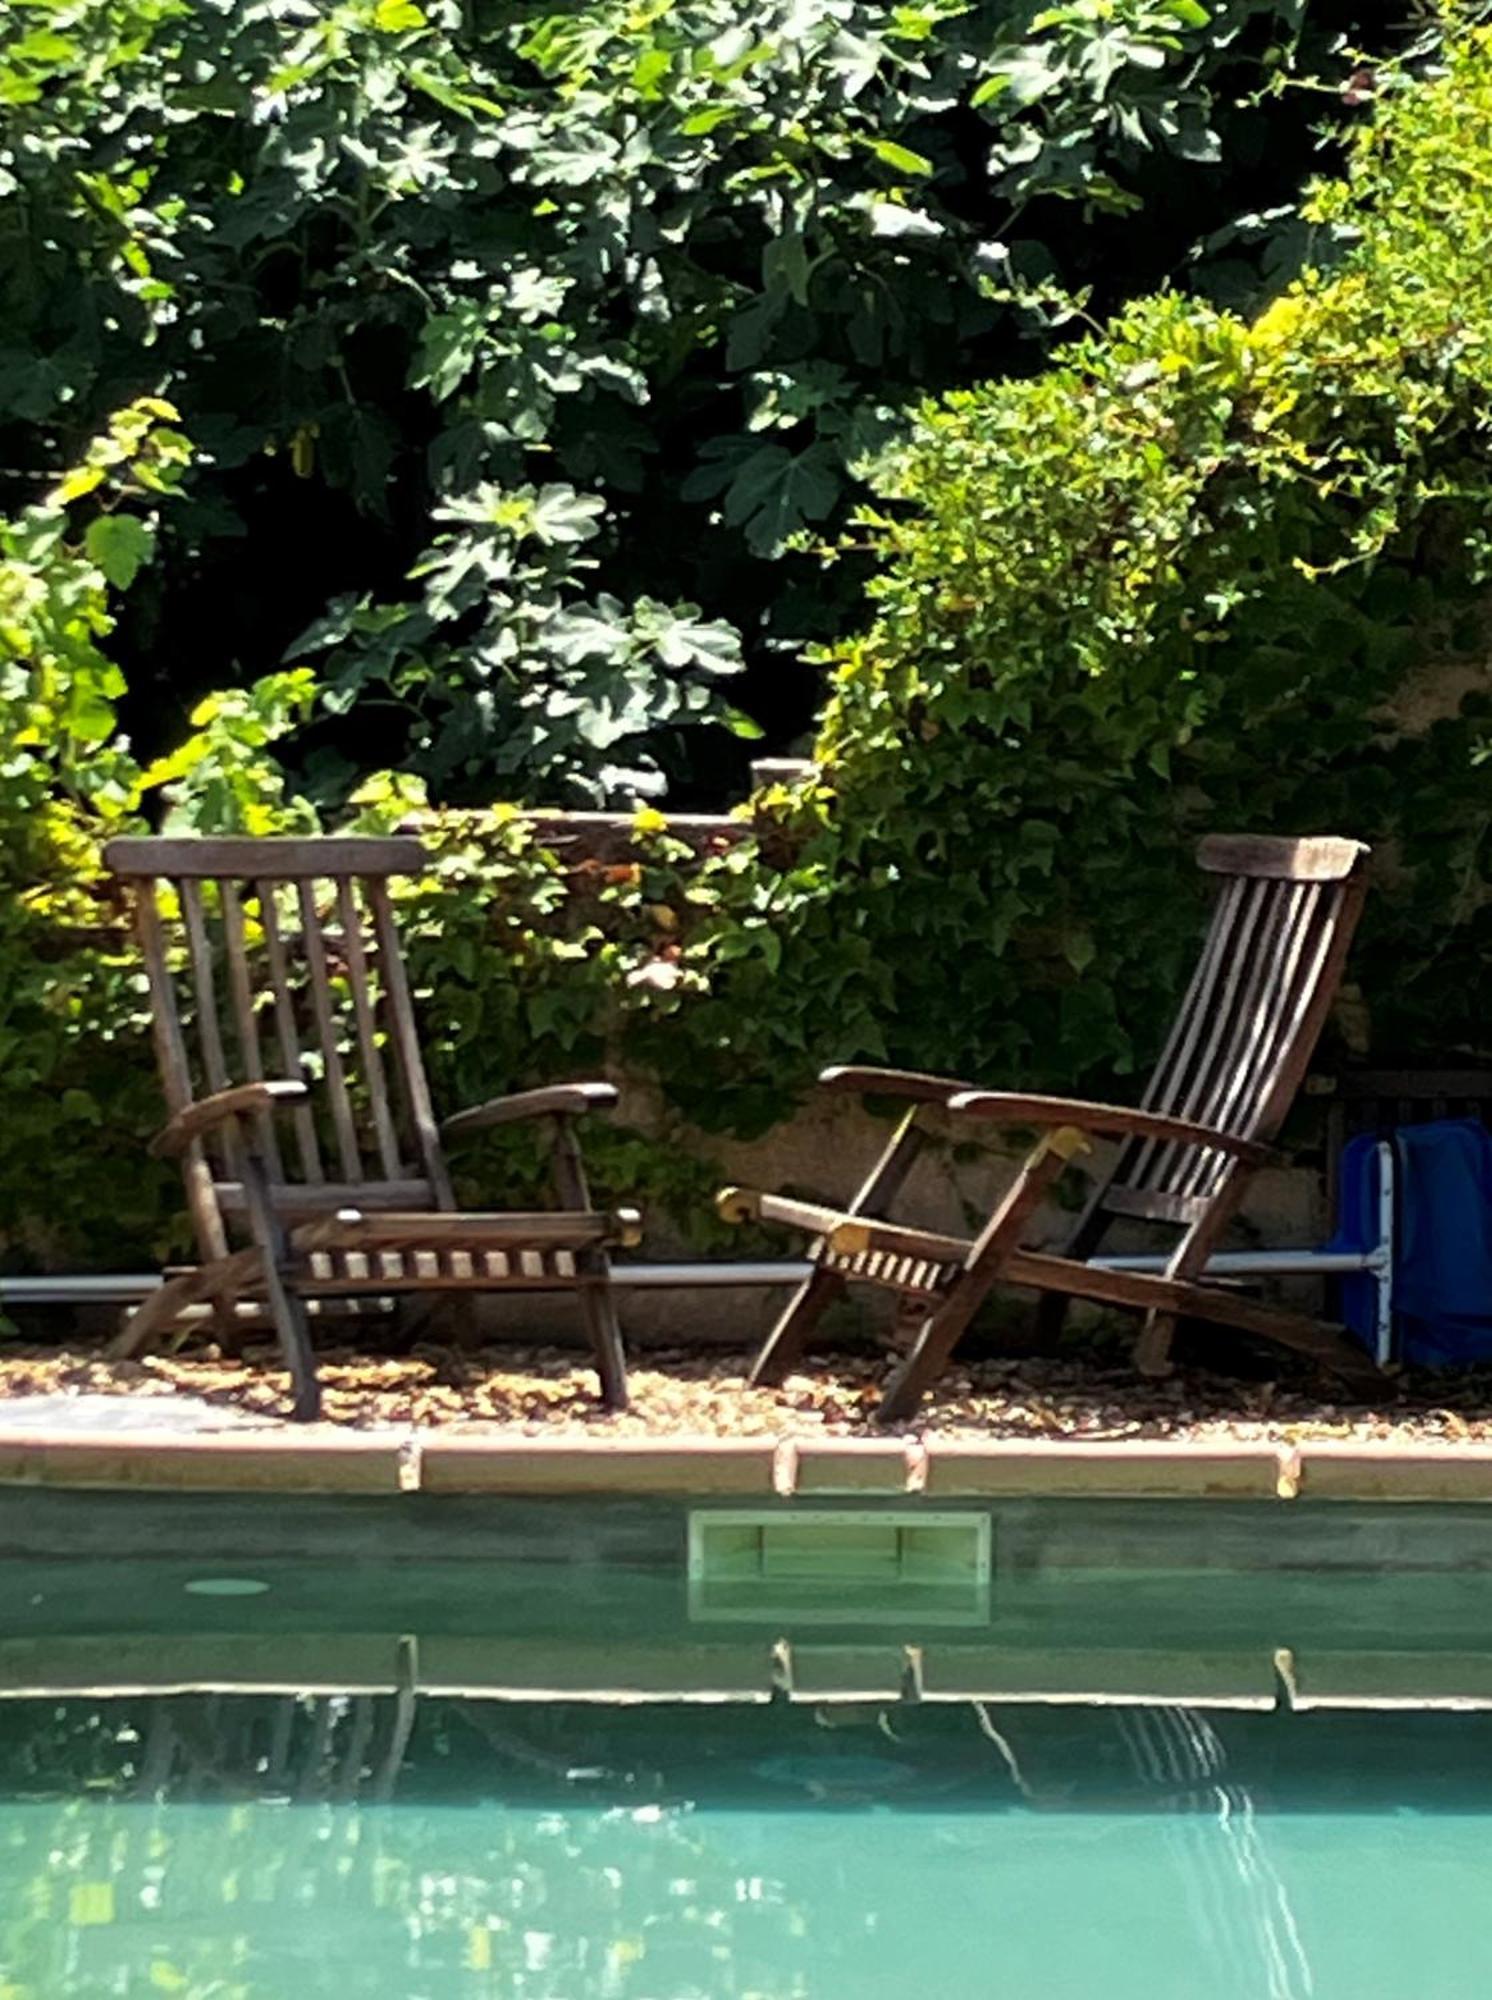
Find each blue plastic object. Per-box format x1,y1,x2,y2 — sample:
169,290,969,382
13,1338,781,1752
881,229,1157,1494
1331,1118,1492,1367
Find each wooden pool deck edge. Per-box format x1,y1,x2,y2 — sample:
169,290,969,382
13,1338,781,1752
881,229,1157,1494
5,1428,1492,1500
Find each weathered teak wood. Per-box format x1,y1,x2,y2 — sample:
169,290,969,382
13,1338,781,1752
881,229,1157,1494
106,835,638,1417
106,836,425,879
722,833,1382,1416
442,1082,620,1138
720,1188,970,1266
548,1110,629,1408
745,1104,928,1386
877,1128,1091,1421
291,1210,632,1253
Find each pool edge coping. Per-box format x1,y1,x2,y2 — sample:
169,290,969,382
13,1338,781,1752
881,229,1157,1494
3,1427,1492,1500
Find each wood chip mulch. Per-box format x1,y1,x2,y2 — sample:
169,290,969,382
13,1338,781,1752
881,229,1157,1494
4,1341,1492,1442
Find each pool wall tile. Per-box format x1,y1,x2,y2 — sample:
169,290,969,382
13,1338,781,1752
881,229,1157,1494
916,1645,1279,1707
782,1643,911,1699
787,1439,916,1494
0,1633,405,1696
417,1634,775,1700
0,1430,404,1493
922,1440,1284,1500
1288,1648,1492,1708
1296,1443,1492,1502
416,1436,778,1495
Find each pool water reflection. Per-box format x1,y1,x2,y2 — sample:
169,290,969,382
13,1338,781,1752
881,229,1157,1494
4,1688,1492,1998
7,1488,1492,1996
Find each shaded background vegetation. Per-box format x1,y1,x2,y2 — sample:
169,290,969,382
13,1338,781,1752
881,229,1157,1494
1,0,1427,804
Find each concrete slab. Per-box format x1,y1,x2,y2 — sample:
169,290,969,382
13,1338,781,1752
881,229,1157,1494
417,1435,777,1495
1298,1443,1492,1502
0,1393,267,1432
0,1430,404,1493
783,1643,910,1699
923,1440,1285,1500
0,1632,405,1695
788,1439,916,1494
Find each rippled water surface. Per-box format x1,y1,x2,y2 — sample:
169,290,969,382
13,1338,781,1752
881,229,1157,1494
7,1688,1492,1996
4,1491,1492,1996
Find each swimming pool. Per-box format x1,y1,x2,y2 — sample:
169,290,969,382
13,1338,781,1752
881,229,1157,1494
4,1488,1492,1997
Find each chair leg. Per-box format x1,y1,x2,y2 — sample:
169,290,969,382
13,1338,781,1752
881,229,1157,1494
748,1268,847,1387
876,1129,1087,1425
1131,1169,1245,1380
892,1292,933,1348
1031,1291,1071,1349
447,1297,486,1350
206,1297,252,1357
1033,1204,1111,1350
1134,1311,1177,1377
746,1107,928,1387
877,1287,987,1425
263,1264,322,1423
238,1151,321,1422
577,1272,629,1412
548,1113,629,1409
109,1270,212,1359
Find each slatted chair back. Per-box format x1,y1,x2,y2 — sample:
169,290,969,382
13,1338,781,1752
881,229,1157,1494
1098,835,1370,1228
106,837,453,1263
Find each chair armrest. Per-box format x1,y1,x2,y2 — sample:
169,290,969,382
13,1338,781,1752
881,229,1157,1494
150,1080,309,1159
441,1082,620,1142
818,1065,979,1102
945,1092,1274,1167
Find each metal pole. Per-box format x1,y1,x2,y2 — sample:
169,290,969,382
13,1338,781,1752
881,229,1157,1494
0,1244,1389,1307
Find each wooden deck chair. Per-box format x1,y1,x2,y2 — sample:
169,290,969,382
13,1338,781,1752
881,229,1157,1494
719,835,1384,1422
106,836,639,1420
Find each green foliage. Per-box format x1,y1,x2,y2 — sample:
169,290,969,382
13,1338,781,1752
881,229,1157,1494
14,22,1492,1281
0,0,1406,800
137,672,320,833
792,16,1492,1088
0,403,196,1267
0,407,324,1271
302,483,748,801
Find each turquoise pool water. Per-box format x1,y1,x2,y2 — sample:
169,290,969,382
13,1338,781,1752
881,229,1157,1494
4,1489,1492,1996
5,1694,1492,1997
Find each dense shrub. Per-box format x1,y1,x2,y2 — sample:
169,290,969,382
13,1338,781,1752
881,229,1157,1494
0,0,1410,803
9,19,1492,1278
1,404,219,1263
781,18,1492,1090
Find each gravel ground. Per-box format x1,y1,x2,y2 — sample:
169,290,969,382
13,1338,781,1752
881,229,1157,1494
3,1340,1492,1441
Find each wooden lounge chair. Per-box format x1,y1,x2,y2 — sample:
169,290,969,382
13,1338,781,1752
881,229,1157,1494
719,835,1384,1421
106,835,639,1420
